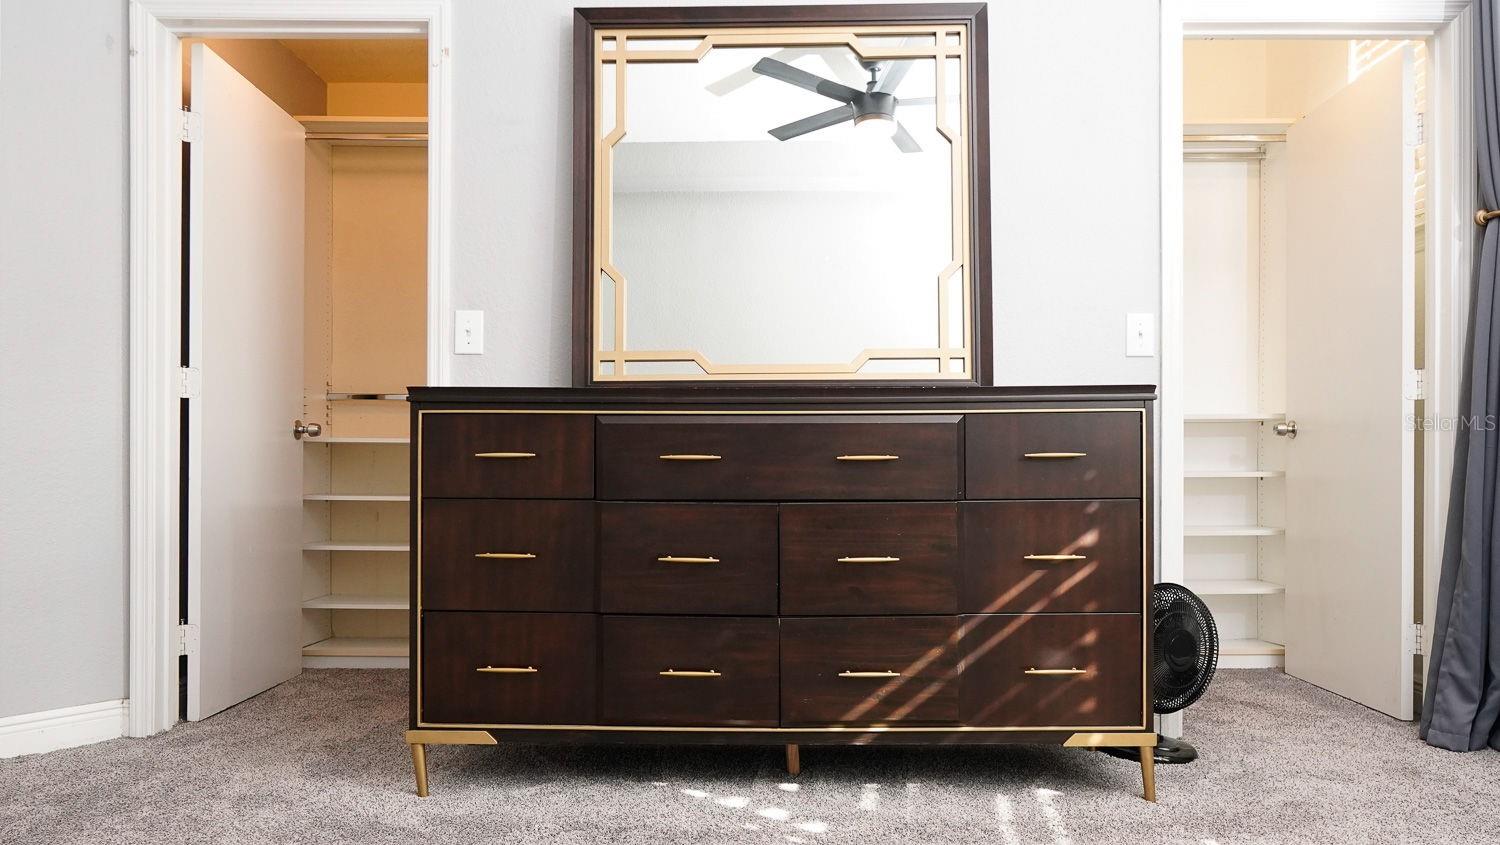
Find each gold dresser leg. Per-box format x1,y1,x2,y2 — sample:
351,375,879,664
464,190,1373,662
785,744,801,776
1139,745,1156,803
411,742,429,797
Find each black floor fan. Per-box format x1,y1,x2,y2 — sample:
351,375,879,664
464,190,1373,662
1104,582,1219,764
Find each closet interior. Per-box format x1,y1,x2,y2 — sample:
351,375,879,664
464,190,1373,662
186,38,428,669
1181,38,1425,671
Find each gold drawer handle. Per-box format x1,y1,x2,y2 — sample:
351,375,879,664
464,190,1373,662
476,665,538,674
659,454,722,461
657,555,720,564
473,451,536,459
836,454,900,462
1023,451,1088,459
474,552,537,560
837,556,901,564
1025,667,1087,676
659,669,721,678
1023,554,1088,562
839,670,902,678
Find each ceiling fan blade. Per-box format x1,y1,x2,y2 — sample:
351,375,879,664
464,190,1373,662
753,58,861,102
769,104,857,141
707,47,804,95
891,122,922,153
898,96,935,106
875,59,914,95
709,48,868,96
821,50,870,88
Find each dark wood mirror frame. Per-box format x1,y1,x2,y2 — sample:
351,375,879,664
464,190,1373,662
571,3,993,387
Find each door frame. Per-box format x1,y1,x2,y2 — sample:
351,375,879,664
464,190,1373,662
1159,0,1477,736
127,0,454,737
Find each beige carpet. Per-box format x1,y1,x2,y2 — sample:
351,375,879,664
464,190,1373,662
1,669,1495,844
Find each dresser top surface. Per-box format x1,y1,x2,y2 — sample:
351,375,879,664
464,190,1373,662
407,385,1158,408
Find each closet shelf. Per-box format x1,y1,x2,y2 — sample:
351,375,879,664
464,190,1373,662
1185,411,1286,423
1220,638,1286,657
1186,578,1285,596
303,541,409,552
307,436,410,445
302,594,408,611
296,115,427,136
1185,469,1285,479
1184,525,1285,537
301,637,409,658
303,493,410,502
1184,119,1294,138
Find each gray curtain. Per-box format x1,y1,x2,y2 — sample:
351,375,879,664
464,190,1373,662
1421,0,1500,753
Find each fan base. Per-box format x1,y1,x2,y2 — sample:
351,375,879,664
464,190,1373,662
1100,736,1199,765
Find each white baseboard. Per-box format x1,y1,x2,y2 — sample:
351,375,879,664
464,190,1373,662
0,699,129,759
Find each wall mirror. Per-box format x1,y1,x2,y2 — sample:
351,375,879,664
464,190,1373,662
573,4,991,385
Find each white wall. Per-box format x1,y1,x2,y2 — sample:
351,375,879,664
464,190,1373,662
0,0,130,718
0,0,1162,720
450,0,1161,387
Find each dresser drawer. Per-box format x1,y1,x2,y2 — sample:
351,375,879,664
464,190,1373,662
599,503,777,615
781,616,959,725
420,612,596,725
421,500,595,611
960,500,1141,613
421,412,593,498
780,503,958,614
966,412,1141,499
959,613,1144,728
596,415,961,501
600,616,779,726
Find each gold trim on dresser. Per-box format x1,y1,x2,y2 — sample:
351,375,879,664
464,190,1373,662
414,406,1151,735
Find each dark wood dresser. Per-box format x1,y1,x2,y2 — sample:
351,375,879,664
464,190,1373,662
405,386,1157,800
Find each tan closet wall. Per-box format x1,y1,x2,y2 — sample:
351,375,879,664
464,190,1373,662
304,144,428,437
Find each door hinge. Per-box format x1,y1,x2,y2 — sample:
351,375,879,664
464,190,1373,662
1409,622,1425,656
1404,368,1426,401
177,623,200,657
1414,111,1425,146
180,109,203,143
177,366,202,399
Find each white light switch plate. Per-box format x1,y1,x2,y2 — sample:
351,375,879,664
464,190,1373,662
1126,313,1155,357
455,310,484,355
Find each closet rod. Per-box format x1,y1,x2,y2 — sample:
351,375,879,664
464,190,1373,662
1184,153,1266,162
326,392,409,401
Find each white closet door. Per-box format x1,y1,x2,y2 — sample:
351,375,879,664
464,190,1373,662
1282,48,1416,719
186,44,306,720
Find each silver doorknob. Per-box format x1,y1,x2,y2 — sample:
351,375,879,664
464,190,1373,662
1273,420,1297,439
293,420,322,440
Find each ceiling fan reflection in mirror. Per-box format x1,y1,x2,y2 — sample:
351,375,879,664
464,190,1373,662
750,57,934,152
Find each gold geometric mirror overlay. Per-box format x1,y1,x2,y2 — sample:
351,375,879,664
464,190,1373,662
593,25,973,381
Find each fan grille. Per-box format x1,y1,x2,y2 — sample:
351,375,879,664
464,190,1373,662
1151,582,1219,714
